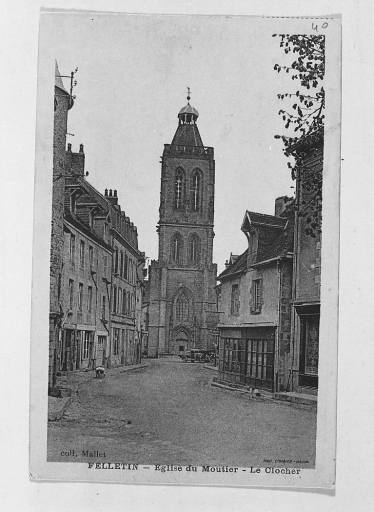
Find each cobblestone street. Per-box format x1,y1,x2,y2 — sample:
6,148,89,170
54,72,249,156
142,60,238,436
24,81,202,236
48,358,317,468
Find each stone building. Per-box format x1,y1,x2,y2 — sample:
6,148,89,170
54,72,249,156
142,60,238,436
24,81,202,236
61,192,112,370
50,63,145,384
58,147,145,373
216,197,294,392
49,62,74,390
105,188,145,367
290,132,323,393
148,97,217,356
141,278,150,356
60,151,113,372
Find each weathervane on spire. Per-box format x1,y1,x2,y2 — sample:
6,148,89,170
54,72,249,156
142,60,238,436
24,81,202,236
187,87,191,102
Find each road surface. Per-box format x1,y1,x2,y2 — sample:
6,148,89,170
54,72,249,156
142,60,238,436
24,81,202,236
48,358,316,467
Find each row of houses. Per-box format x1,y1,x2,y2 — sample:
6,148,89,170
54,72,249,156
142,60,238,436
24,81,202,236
216,134,322,395
50,61,321,400
49,63,145,392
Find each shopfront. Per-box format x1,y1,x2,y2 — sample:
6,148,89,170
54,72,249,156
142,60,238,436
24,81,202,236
218,327,276,392
295,304,320,388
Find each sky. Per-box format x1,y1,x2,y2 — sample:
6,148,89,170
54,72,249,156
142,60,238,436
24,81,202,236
45,13,295,274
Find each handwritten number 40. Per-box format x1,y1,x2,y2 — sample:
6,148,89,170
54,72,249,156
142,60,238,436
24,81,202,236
312,22,329,32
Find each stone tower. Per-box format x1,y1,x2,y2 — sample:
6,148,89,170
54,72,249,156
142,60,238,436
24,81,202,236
148,94,217,356
49,61,74,389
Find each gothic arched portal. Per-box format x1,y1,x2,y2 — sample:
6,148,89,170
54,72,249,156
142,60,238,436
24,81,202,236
171,327,190,355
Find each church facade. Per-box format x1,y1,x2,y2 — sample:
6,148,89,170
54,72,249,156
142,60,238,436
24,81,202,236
147,97,218,357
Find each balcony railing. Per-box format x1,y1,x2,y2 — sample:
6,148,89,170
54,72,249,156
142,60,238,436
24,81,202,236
164,144,214,159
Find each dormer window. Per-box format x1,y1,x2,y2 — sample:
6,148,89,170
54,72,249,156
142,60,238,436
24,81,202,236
70,194,77,215
88,210,94,228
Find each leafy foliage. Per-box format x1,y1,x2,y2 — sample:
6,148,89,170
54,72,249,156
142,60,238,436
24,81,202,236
273,34,325,237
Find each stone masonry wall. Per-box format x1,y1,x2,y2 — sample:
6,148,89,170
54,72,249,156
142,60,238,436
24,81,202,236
49,84,70,388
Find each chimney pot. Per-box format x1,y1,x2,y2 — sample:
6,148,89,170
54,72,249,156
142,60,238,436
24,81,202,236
105,188,108,197
114,189,117,197
79,143,84,153
67,143,72,151
109,189,112,197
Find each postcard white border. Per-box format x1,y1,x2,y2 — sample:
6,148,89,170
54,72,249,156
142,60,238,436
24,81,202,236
29,10,341,490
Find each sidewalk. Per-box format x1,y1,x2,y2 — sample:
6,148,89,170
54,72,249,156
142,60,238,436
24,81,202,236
203,364,218,372
211,379,317,410
48,362,149,421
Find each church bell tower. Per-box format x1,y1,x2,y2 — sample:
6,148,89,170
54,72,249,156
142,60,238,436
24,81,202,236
148,91,217,356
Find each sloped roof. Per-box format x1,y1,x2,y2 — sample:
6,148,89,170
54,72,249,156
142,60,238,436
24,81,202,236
55,60,68,93
218,249,248,280
171,123,204,147
242,211,287,230
218,212,294,281
252,216,294,266
178,102,199,117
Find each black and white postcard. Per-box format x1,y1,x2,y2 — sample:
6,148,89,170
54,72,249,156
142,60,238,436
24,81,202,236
30,10,341,488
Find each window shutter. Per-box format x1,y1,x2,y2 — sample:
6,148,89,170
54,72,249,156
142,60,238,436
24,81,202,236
250,281,255,313
259,278,263,313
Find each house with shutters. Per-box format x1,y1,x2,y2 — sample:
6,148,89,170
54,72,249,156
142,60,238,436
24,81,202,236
216,197,294,393
57,143,145,375
50,64,146,387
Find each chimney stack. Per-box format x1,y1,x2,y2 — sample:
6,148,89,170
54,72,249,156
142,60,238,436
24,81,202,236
107,188,118,205
65,143,85,177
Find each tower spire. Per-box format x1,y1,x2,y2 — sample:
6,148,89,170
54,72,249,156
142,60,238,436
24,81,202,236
173,91,202,145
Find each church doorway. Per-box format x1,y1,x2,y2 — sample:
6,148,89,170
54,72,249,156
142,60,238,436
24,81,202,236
171,329,189,355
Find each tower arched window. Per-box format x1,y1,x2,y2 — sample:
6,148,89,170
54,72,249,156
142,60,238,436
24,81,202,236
171,233,183,263
192,172,201,211
189,234,200,262
175,170,184,209
176,293,189,322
